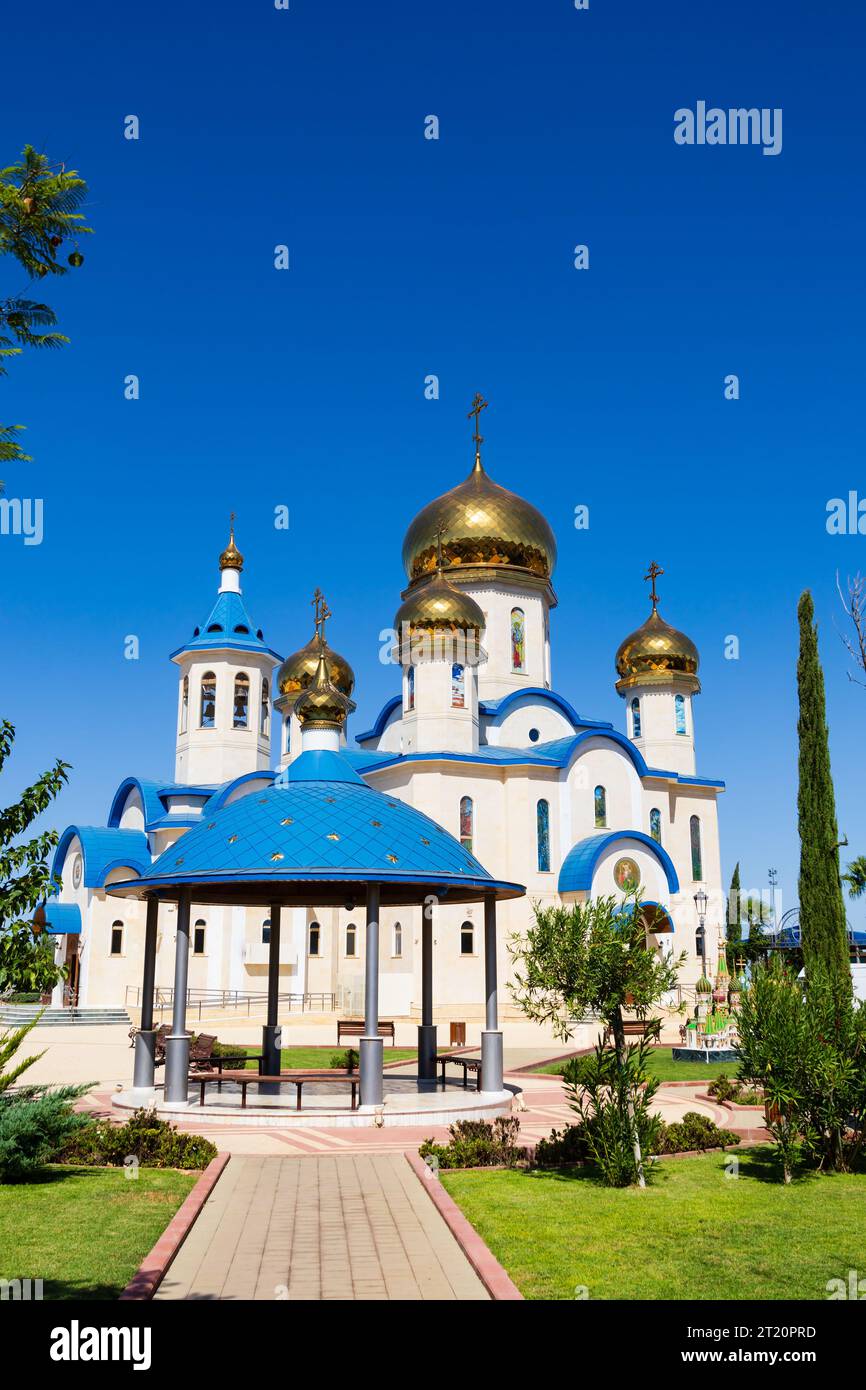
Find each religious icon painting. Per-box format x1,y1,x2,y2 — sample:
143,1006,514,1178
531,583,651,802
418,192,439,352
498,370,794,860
613,856,640,893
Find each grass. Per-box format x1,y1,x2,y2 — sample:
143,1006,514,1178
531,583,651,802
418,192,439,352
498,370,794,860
532,1047,741,1083
223,1045,418,1070
0,1165,196,1300
441,1148,866,1300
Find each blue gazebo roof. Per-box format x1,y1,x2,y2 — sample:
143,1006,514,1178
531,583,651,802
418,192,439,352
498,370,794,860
109,748,524,907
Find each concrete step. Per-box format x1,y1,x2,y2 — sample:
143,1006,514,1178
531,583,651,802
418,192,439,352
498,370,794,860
0,1006,131,1027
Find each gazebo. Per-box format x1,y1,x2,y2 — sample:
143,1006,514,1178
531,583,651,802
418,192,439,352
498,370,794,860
109,652,524,1114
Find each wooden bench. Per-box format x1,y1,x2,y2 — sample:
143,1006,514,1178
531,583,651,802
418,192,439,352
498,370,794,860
195,1070,359,1111
604,1019,662,1045
437,1053,482,1091
336,1019,396,1046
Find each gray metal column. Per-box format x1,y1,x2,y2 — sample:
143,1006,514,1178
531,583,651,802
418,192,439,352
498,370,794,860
481,891,504,1092
133,896,159,1090
360,883,383,1106
261,903,283,1088
164,889,192,1104
417,904,437,1085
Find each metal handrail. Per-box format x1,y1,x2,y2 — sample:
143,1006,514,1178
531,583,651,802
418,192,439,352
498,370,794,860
124,985,337,1020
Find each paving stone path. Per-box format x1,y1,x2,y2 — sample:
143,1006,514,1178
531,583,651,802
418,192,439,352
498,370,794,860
155,1152,488,1301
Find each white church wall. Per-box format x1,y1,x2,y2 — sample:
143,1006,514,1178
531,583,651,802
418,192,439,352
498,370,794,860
484,695,573,748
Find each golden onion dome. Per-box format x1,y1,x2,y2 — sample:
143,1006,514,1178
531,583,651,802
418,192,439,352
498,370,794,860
615,607,700,694
276,633,355,704
295,653,356,731
394,570,486,636
219,522,244,572
402,455,557,585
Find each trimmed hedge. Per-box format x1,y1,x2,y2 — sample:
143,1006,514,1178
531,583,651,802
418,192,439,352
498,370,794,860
58,1108,217,1170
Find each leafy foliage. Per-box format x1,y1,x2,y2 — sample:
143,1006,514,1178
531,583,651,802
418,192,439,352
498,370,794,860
563,1040,664,1186
654,1112,740,1154
59,1108,217,1171
419,1117,521,1170
843,855,866,900
0,1012,91,1181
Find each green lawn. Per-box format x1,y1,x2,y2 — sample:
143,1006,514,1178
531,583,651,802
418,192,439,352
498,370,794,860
533,1047,741,1083
224,1045,417,1070
0,1166,196,1300
441,1149,866,1300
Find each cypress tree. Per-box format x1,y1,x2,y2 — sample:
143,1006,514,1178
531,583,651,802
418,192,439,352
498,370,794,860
725,862,741,969
796,591,850,985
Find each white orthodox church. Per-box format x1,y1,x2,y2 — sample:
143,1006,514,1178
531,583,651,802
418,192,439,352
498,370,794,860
46,406,725,1022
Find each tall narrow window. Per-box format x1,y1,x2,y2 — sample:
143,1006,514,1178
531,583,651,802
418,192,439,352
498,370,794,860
594,785,607,828
110,921,124,956
675,694,687,735
537,799,551,872
309,921,320,956
451,663,465,708
193,919,206,956
406,664,415,711
262,917,271,945
631,697,641,739
345,922,357,957
690,815,703,881
285,716,292,754
511,608,526,671
260,678,270,736
650,808,662,844
459,796,474,855
233,673,250,728
180,676,189,735
200,672,216,728
393,921,403,958
460,921,474,955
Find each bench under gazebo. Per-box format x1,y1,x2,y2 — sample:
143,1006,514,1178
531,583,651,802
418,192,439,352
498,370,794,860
109,652,524,1119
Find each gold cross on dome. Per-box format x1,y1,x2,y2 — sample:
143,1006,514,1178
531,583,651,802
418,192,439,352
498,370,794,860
312,588,331,640
434,520,446,570
467,393,488,450
644,561,664,611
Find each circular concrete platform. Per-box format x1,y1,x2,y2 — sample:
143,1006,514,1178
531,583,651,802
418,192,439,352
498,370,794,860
112,1074,520,1128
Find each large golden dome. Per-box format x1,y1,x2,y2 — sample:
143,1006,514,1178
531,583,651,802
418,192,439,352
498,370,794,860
276,633,355,705
402,455,557,585
615,607,700,693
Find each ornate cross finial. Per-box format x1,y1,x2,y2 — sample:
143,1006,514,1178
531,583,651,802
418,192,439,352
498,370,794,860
311,587,331,641
434,519,446,571
467,393,488,456
644,561,664,611
229,510,236,536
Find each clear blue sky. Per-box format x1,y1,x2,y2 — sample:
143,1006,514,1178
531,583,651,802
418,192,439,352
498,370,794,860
2,0,864,926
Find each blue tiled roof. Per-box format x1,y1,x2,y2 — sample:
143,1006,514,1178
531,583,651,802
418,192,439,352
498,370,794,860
558,831,680,895
39,902,82,935
111,749,523,898
170,589,283,662
52,826,152,889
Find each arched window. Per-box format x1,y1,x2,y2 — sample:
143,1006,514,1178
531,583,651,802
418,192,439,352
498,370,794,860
345,922,357,957
285,716,292,754
511,608,526,671
260,678,270,736
193,919,206,955
650,808,662,844
200,672,216,728
594,785,607,828
406,664,415,711
110,920,124,956
631,697,641,739
459,796,473,855
675,694,687,735
690,815,703,881
451,663,465,708
460,921,474,955
393,921,403,958
233,673,250,728
262,917,271,945
537,799,550,872
180,676,189,735
309,921,320,957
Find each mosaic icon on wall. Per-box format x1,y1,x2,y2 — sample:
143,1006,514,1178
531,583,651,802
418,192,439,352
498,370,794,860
613,856,640,893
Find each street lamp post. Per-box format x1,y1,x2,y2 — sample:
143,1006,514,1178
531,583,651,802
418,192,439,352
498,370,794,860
693,889,708,976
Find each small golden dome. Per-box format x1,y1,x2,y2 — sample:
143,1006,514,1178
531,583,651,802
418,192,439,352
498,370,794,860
295,653,356,730
615,608,700,693
276,634,355,704
402,455,557,584
394,570,486,635
219,521,244,572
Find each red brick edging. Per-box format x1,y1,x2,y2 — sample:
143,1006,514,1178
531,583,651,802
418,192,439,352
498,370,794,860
404,1151,524,1301
119,1153,230,1301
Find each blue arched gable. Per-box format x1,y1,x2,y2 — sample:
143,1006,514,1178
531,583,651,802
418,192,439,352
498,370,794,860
479,688,612,732
201,770,277,815
107,778,167,829
558,830,680,895
51,825,152,890
356,695,402,744
562,728,650,780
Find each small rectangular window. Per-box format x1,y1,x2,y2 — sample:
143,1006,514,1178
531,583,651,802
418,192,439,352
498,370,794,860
110,925,124,956
262,920,271,945
309,923,320,957
193,925,206,956
460,922,474,956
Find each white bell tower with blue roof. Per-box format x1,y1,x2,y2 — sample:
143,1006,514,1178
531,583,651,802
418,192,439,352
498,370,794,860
171,523,283,786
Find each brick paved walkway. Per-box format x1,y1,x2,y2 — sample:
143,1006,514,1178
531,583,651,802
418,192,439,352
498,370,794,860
155,1153,488,1301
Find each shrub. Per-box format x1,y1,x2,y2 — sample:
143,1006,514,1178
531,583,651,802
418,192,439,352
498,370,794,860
419,1116,521,1170
707,1074,763,1106
58,1108,217,1170
655,1111,740,1154
0,1087,93,1181
532,1124,589,1169
563,1040,664,1187
329,1049,358,1071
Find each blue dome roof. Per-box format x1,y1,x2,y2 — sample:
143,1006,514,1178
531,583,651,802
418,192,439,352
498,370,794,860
170,589,283,662
109,749,523,907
